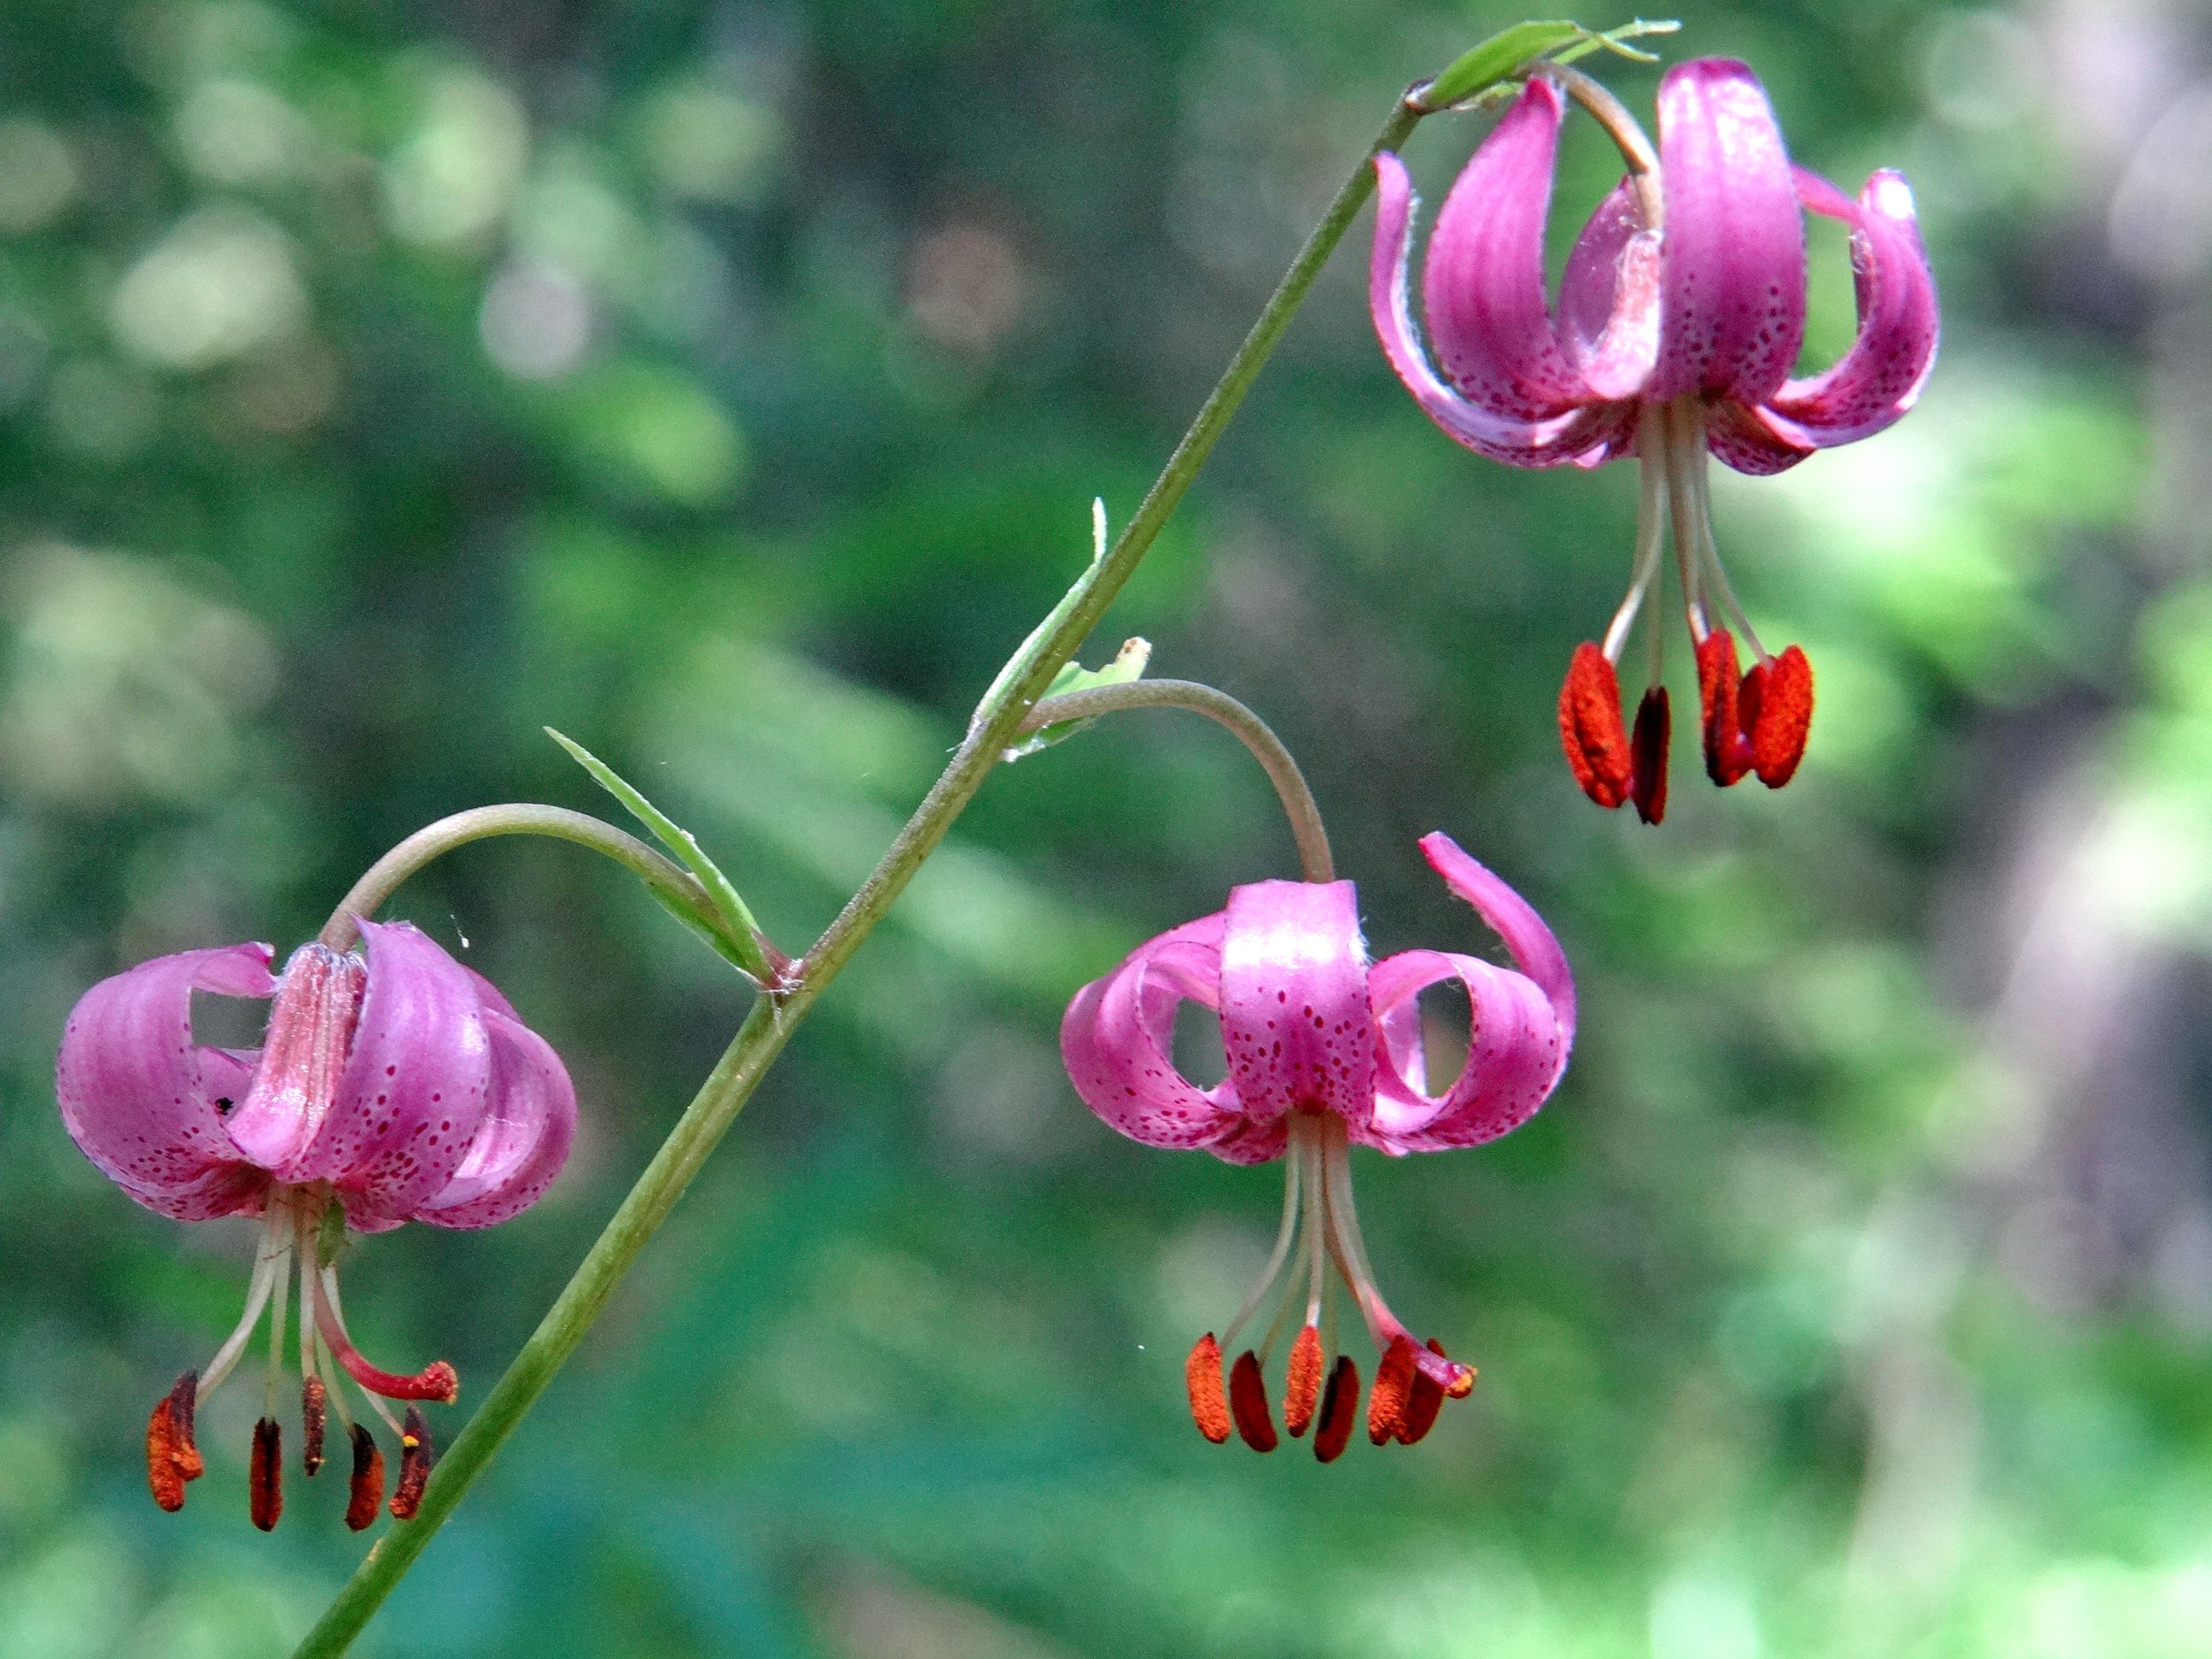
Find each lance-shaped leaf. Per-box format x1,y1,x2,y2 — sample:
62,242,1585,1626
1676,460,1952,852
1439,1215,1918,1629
1003,637,1153,761
545,729,777,985
1420,17,1680,112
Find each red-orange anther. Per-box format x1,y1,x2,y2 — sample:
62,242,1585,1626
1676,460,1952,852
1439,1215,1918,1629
249,1417,282,1532
301,1377,328,1476
390,1406,432,1521
1185,1333,1231,1445
1749,644,1813,787
1228,1350,1278,1452
1368,1336,1418,1444
1558,643,1633,809
1630,686,1671,825
1395,1339,1451,1445
1697,630,1754,786
1313,1356,1359,1464
144,1371,201,1513
1283,1325,1324,1438
345,1423,386,1532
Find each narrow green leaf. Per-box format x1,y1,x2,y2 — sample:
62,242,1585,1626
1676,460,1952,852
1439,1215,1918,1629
545,728,773,982
1003,636,1153,760
1420,21,1585,109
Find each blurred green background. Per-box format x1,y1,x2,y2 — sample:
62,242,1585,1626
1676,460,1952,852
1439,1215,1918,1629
2,1,2206,1655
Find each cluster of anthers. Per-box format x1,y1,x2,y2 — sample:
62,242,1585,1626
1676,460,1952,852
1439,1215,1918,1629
145,1185,448,1531
1183,1115,1474,1460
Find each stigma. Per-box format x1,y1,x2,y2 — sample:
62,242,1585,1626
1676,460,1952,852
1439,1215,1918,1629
1183,1114,1474,1460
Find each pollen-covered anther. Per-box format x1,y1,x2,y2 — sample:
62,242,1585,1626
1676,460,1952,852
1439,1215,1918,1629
249,1417,282,1531
1368,1336,1419,1445
1394,1339,1454,1445
144,1371,203,1513
1313,1356,1359,1464
1749,644,1813,787
1697,629,1755,786
1630,686,1671,825
1228,1350,1278,1452
390,1406,433,1521
301,1377,328,1476
345,1423,386,1532
1558,643,1633,809
1283,1325,1324,1438
1185,1333,1232,1445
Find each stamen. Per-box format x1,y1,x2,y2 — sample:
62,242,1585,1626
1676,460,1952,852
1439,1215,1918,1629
1368,1336,1417,1445
1219,1150,1303,1354
1228,1350,1278,1452
1558,644,1633,810
1601,433,1673,664
1662,402,1713,644
145,1371,202,1512
250,1417,282,1531
263,1198,292,1418
1749,645,1813,787
314,1265,459,1402
1697,629,1755,786
390,1406,433,1521
301,1377,328,1476
1395,1339,1453,1445
345,1423,386,1532
1185,1334,1232,1444
1318,1125,1471,1398
1284,1325,1324,1437
1313,1356,1359,1464
1629,687,1670,825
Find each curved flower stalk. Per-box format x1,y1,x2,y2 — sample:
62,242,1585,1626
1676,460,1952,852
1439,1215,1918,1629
1371,59,1939,820
1062,833,1573,1457
56,921,573,1530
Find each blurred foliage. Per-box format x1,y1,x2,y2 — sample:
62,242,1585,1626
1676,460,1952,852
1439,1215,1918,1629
2,1,2209,1656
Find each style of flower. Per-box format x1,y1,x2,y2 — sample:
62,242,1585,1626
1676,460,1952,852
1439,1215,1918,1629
56,921,574,1530
1370,58,1939,821
1061,833,1573,1458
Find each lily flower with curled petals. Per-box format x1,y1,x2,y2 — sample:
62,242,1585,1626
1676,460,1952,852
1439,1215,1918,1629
1062,833,1573,1458
1371,58,1938,820
56,920,573,1530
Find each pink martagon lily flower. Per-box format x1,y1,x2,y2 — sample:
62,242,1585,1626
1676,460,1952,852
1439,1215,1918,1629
1371,58,1939,822
55,919,574,1530
1061,832,1573,1458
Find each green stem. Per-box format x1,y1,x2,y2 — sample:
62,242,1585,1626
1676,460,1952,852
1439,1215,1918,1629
290,92,1420,1659
316,804,724,953
1022,679,1333,882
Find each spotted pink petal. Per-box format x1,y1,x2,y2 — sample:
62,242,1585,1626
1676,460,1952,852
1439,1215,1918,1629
1371,152,1625,469
1560,178,1663,400
297,921,494,1230
55,942,276,1220
1758,167,1939,448
415,987,575,1229
1648,59,1807,406
1703,396,1812,475
1220,880,1375,1133
1419,77,1593,421
1061,913,1247,1154
1361,837,1574,1152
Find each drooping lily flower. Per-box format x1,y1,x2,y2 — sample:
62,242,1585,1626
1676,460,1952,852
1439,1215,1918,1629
1062,833,1573,1458
1371,59,1938,820
55,920,573,1529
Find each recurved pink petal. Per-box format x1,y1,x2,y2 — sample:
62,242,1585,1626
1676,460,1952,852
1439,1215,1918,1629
1220,880,1374,1133
55,942,275,1219
1417,831,1575,1051
1371,152,1621,468
1560,178,1663,400
297,921,492,1228
1062,914,1245,1152
1648,59,1807,405
1758,167,1938,448
415,996,574,1228
1703,397,1812,475
1365,948,1566,1151
1420,78,1592,421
